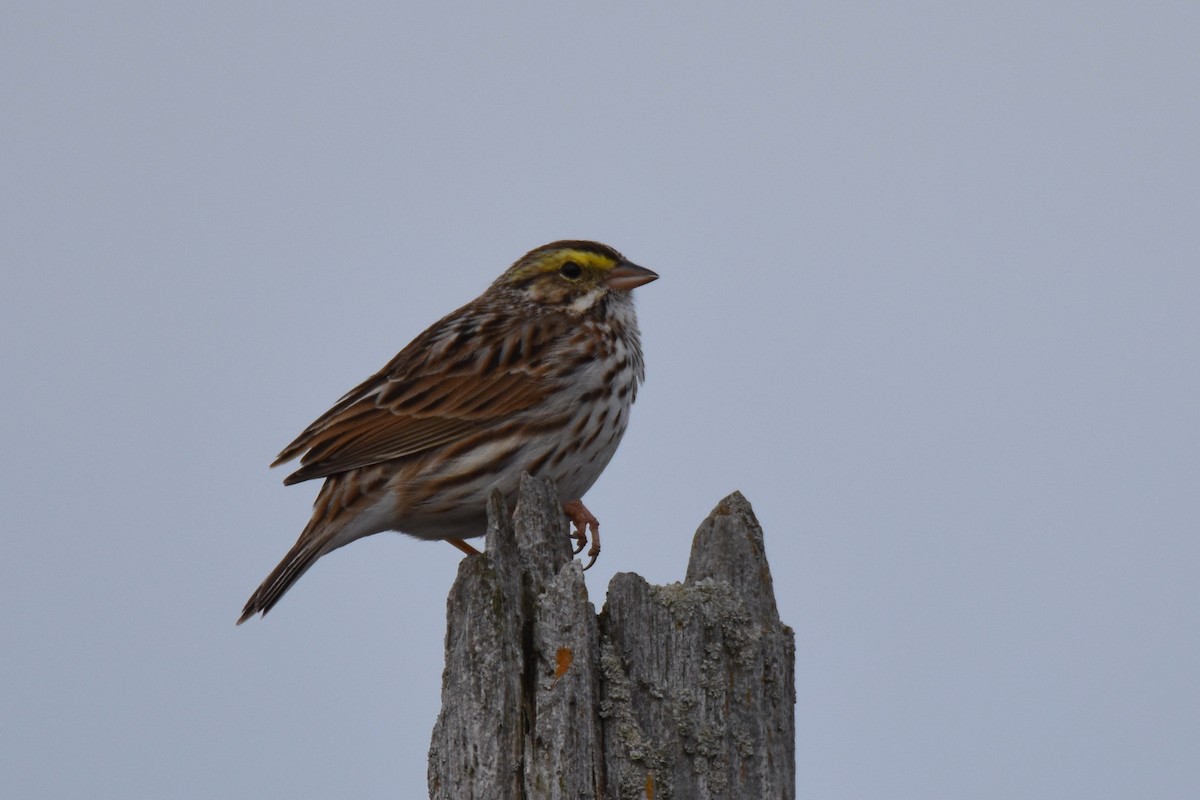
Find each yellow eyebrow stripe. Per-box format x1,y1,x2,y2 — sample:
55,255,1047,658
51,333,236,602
512,248,618,280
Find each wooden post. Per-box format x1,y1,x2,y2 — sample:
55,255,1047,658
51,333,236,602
428,475,795,800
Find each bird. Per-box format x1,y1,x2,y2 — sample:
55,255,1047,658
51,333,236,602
238,240,657,623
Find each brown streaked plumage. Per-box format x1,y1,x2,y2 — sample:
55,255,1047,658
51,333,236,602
238,240,657,623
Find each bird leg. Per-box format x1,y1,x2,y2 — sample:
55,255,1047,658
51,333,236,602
447,537,481,556
563,500,601,570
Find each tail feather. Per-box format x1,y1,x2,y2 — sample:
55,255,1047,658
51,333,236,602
237,532,330,624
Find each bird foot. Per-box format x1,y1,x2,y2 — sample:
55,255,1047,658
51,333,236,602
563,499,601,570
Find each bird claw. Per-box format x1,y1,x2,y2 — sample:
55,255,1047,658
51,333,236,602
570,526,588,555
563,500,601,570
581,535,601,571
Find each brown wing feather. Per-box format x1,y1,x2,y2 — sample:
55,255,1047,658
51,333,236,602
273,305,566,484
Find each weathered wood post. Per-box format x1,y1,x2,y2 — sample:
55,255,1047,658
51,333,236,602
428,475,795,800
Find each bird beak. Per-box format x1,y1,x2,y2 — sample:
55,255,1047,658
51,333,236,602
606,261,659,291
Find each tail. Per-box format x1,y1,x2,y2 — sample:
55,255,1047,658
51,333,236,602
237,529,331,624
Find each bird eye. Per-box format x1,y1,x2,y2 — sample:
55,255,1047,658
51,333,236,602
559,261,583,280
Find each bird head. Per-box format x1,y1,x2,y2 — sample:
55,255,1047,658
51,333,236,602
496,240,658,313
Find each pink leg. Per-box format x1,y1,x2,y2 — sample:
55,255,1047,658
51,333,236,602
446,537,481,556
562,499,601,570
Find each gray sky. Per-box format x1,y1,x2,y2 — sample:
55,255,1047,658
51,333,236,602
3,3,1197,798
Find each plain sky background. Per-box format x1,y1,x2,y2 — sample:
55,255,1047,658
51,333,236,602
3,3,1197,798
